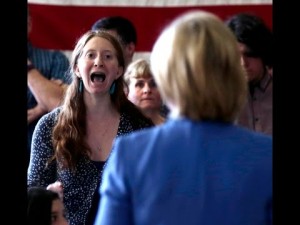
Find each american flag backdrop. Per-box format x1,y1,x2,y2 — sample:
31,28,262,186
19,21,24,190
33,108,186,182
28,0,272,60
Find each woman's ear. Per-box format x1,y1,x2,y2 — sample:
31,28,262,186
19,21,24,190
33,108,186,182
74,65,81,78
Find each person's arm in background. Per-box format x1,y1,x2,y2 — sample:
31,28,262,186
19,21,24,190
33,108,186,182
27,74,69,124
28,105,47,124
27,51,69,112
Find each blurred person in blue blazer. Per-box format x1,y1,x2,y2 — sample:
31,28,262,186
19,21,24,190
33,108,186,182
94,10,272,225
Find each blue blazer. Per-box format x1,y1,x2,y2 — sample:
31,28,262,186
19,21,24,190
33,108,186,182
94,118,272,225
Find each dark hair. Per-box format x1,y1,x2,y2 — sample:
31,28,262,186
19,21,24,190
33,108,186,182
91,16,137,45
27,187,60,225
225,13,273,67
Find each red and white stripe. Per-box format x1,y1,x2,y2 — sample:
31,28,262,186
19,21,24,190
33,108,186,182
28,0,272,60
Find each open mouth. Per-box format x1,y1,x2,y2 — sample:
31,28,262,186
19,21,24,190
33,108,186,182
91,72,106,82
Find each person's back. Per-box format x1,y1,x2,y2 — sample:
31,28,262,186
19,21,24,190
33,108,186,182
99,120,271,225
94,10,272,225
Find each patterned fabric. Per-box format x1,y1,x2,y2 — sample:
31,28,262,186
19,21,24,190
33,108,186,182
27,107,153,225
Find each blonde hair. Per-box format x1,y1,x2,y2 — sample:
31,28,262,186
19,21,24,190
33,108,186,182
124,58,152,85
150,10,247,122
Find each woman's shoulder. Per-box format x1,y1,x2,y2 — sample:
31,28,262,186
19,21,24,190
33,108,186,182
37,107,61,127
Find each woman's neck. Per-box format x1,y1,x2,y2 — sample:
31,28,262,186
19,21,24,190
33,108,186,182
85,93,117,118
142,109,165,125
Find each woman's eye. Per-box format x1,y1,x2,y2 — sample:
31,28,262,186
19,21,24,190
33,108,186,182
87,52,95,58
103,53,113,60
135,82,144,88
150,80,157,88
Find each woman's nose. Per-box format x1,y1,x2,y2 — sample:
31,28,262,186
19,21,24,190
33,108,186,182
94,56,104,67
143,84,151,93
